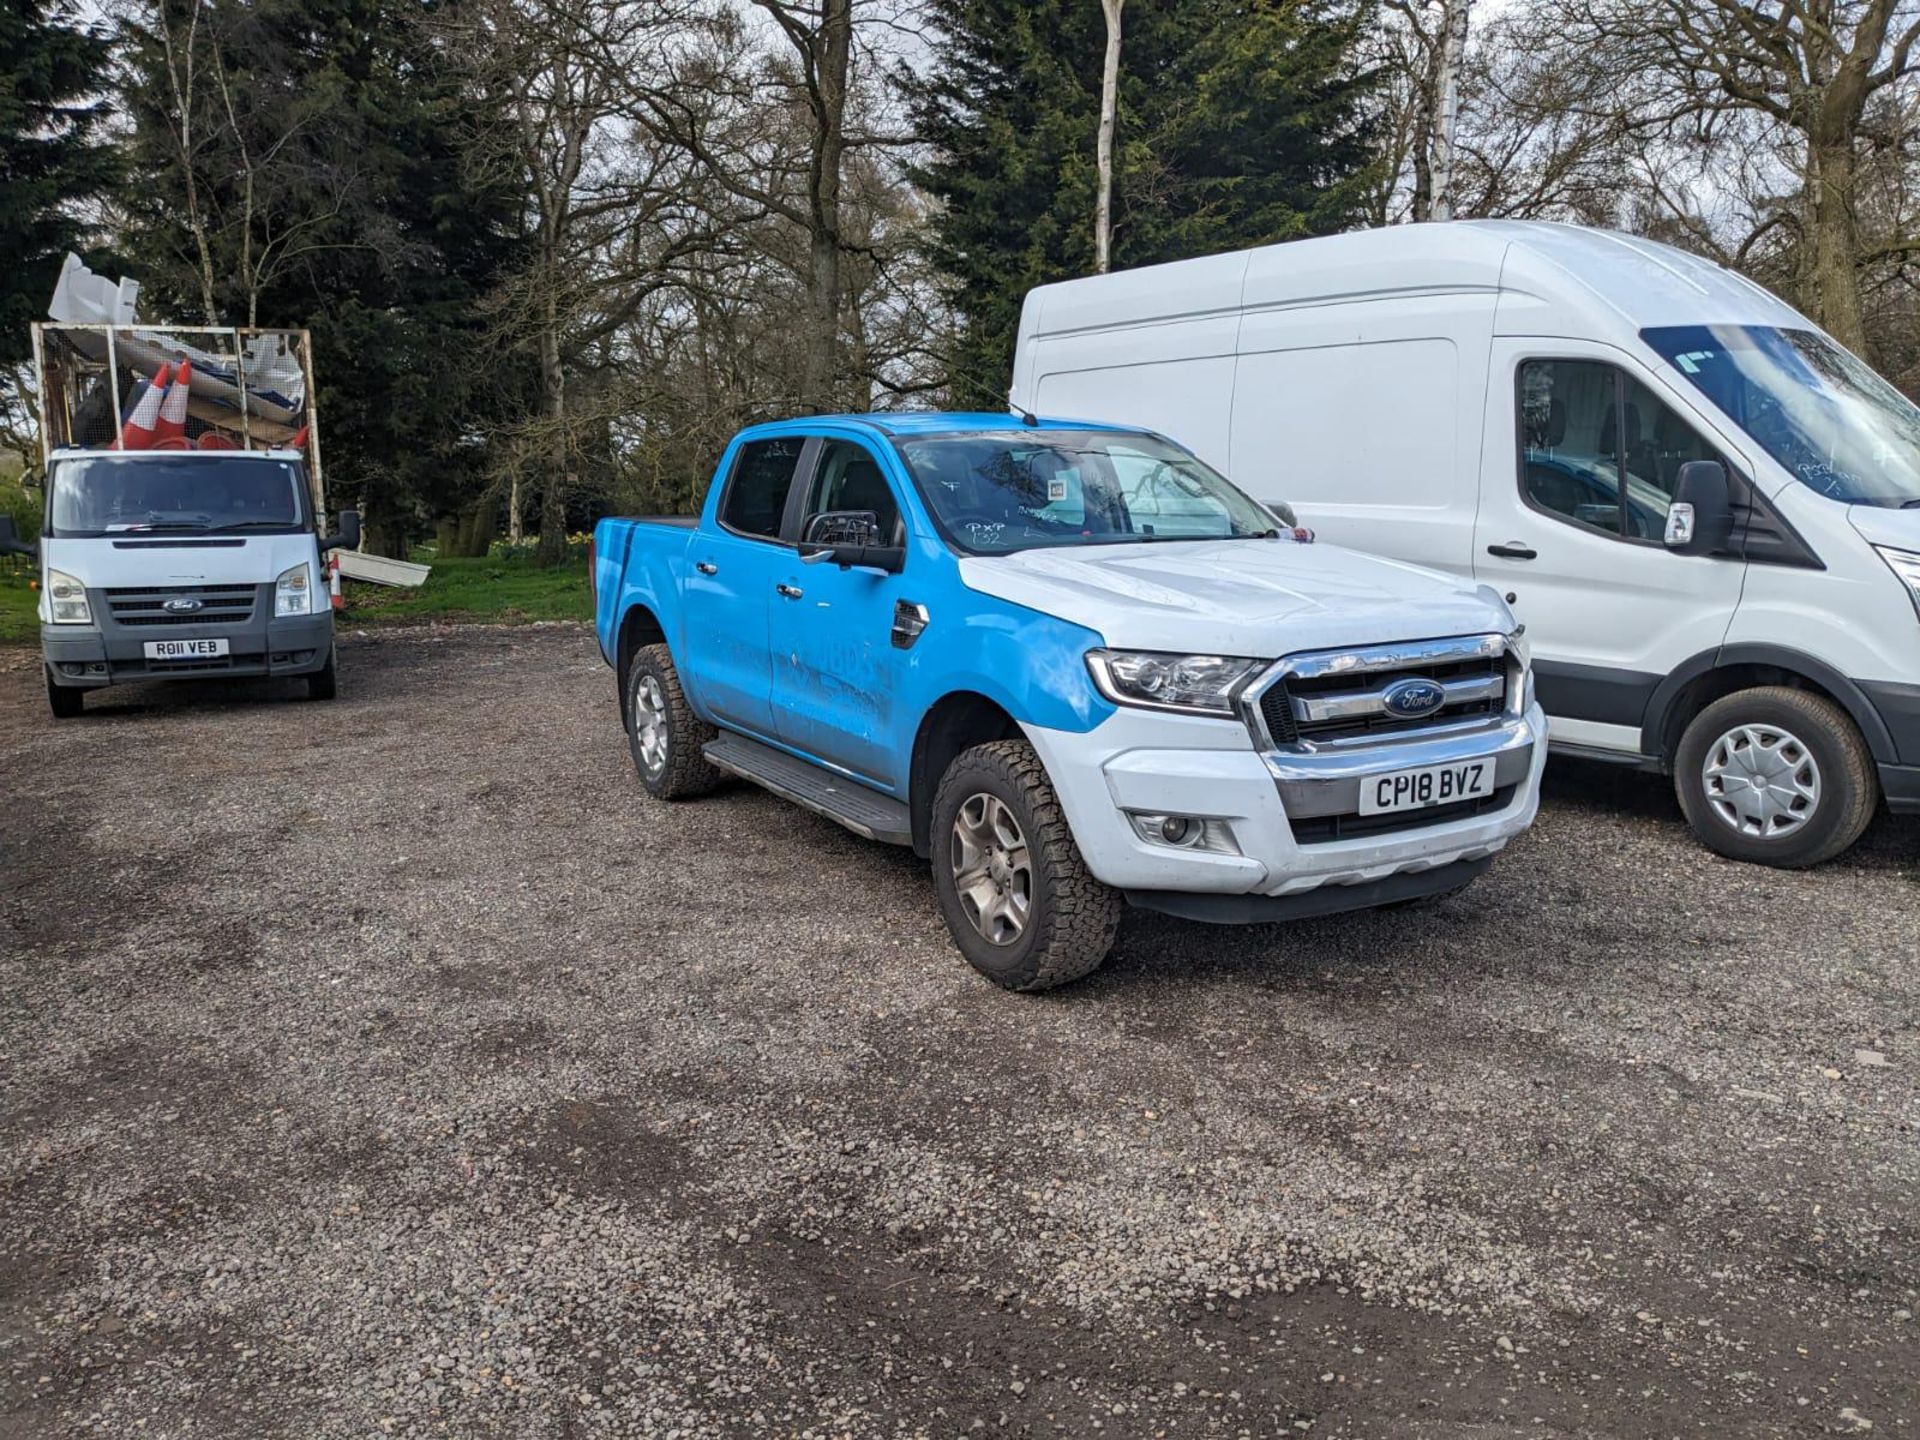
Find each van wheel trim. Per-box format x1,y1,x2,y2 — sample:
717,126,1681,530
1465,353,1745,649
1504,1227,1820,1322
1701,722,1821,839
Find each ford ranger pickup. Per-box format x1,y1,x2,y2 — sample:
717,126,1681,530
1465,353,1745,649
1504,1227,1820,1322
592,413,1548,991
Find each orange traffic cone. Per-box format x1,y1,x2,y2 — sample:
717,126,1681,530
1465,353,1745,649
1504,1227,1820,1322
328,553,344,611
153,358,192,447
119,362,172,450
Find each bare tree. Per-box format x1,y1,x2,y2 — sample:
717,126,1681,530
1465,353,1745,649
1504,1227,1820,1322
1547,0,1920,352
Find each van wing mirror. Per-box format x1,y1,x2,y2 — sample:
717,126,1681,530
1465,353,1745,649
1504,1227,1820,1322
320,508,361,552
1665,461,1733,555
0,515,36,559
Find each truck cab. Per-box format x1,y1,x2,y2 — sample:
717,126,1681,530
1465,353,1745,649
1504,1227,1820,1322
1,449,358,715
594,413,1548,991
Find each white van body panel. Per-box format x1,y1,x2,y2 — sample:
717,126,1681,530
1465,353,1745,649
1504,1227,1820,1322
1010,220,1920,811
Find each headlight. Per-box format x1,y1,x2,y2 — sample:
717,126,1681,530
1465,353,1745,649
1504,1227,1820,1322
1875,545,1920,619
1085,649,1264,716
45,569,91,625
275,562,313,617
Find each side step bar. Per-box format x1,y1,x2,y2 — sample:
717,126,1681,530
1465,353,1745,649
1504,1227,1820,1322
703,733,912,846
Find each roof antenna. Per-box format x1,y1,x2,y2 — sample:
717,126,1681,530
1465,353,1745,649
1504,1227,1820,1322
1014,404,1039,428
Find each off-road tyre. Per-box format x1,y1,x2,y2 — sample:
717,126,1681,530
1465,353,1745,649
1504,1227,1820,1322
46,668,83,719
930,739,1121,992
306,646,338,701
1674,686,1876,868
627,643,721,800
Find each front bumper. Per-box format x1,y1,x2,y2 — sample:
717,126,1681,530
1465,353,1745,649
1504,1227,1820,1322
1024,700,1549,911
43,607,333,688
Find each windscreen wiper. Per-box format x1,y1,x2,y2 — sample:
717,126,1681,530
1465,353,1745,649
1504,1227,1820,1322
212,520,302,531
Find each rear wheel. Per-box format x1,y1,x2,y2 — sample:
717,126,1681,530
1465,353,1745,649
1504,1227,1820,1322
627,643,721,799
1674,686,1876,867
930,740,1120,992
46,668,83,719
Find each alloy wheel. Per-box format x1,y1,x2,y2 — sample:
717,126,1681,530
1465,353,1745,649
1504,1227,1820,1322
950,793,1032,945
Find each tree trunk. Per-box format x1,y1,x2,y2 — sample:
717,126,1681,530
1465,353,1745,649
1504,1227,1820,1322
1429,0,1470,222
1095,0,1124,272
535,315,570,567
436,502,495,558
801,0,853,412
1806,136,1867,354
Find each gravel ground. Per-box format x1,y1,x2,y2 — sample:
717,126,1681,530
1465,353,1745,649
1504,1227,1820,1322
1,624,1916,1439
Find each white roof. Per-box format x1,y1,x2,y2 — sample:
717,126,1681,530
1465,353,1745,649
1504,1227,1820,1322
50,447,305,462
1027,220,1808,339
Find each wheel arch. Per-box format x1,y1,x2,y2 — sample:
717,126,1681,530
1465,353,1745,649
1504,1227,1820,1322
908,690,1024,857
1643,644,1894,768
615,602,668,719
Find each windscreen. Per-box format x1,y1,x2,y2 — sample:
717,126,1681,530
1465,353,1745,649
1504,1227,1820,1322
1643,325,1920,508
895,429,1278,554
49,457,307,537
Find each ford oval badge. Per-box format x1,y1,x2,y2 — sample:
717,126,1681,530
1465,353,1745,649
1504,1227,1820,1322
163,597,204,613
1382,676,1446,719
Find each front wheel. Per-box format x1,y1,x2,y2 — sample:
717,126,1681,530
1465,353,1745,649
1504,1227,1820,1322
626,643,721,799
306,646,338,701
46,669,83,719
930,740,1120,992
1673,686,1877,868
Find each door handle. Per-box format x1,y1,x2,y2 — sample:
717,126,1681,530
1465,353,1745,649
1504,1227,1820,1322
776,583,804,600
695,561,718,576
1486,542,1538,561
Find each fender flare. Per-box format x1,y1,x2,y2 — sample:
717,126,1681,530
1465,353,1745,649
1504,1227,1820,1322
1641,643,1895,765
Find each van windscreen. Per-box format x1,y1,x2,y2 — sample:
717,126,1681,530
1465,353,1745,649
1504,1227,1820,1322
1643,325,1920,508
49,457,307,537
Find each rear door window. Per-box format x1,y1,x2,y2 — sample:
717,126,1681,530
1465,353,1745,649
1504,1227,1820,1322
719,438,805,540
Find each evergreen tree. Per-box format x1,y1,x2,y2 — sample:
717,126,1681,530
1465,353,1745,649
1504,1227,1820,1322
0,0,116,405
907,0,1378,408
115,0,523,552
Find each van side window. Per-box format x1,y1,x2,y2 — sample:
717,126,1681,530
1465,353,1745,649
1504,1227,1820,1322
720,438,805,539
1518,361,1728,543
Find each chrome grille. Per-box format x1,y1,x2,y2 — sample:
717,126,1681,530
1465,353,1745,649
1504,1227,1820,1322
1243,635,1515,751
105,584,257,627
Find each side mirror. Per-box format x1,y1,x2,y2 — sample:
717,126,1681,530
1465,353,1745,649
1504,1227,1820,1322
1265,500,1298,529
19,466,43,492
799,509,905,573
319,508,361,552
0,515,37,559
1665,461,1733,555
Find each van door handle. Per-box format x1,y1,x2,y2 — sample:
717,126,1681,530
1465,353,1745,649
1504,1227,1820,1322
695,561,718,575
776,583,804,600
1486,542,1538,561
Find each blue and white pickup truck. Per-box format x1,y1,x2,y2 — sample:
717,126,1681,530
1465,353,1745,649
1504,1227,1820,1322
593,414,1548,990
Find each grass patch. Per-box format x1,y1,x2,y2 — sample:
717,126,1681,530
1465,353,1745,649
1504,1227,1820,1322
1,558,37,646
343,552,590,627
0,543,591,648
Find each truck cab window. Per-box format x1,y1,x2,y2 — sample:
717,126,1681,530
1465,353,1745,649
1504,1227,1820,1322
802,439,902,543
1519,360,1725,542
720,438,804,539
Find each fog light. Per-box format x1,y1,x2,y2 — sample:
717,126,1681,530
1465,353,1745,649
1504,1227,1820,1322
1129,812,1240,855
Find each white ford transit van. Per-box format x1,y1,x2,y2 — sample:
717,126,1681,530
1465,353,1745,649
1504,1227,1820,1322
1010,220,1920,866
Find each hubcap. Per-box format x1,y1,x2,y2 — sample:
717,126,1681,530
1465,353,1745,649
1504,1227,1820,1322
633,674,669,776
950,793,1032,946
1701,722,1821,839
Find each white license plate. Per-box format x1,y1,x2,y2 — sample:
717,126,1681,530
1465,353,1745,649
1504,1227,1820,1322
144,637,230,661
1359,759,1495,816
